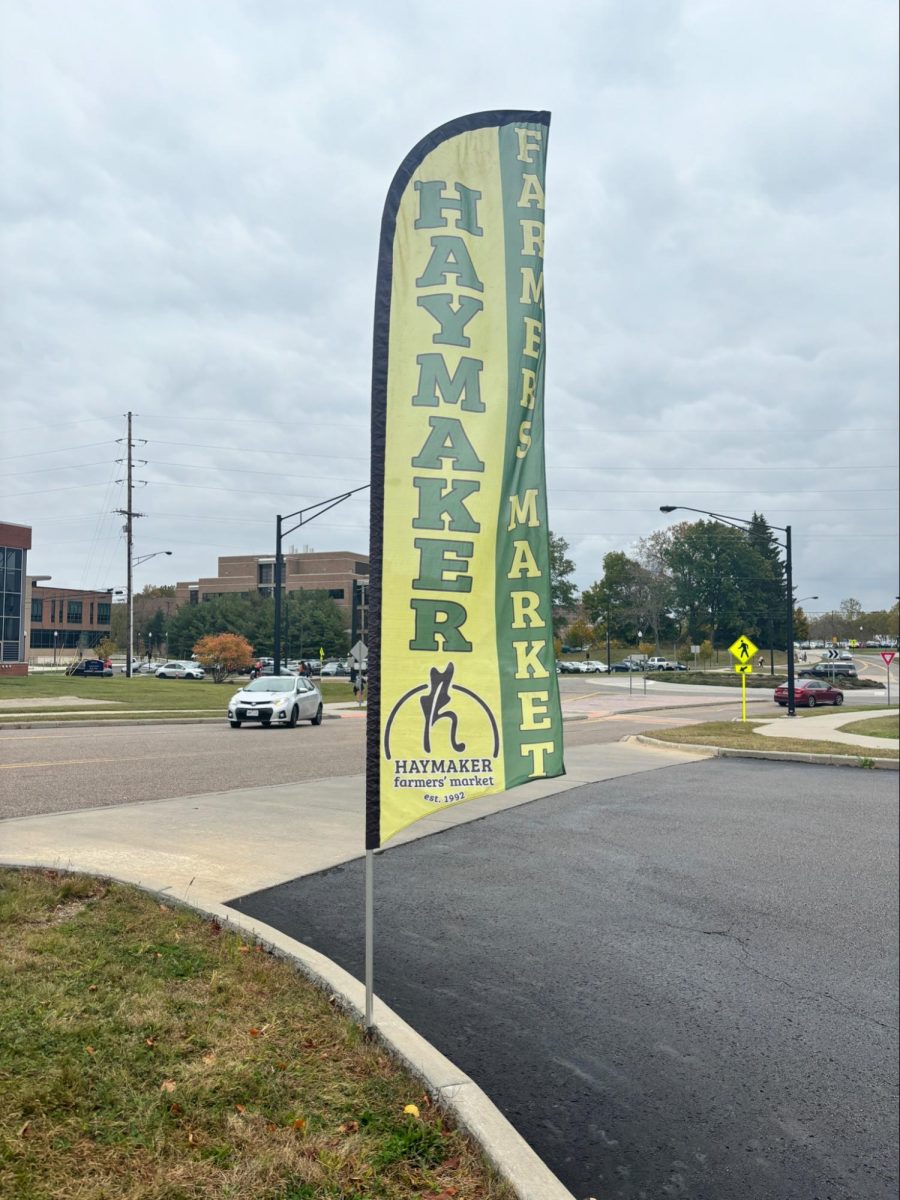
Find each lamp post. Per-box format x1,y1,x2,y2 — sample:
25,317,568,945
661,505,799,716
127,550,172,678
273,485,369,675
605,601,612,677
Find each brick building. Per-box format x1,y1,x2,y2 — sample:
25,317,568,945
1,520,31,675
27,584,114,659
175,550,369,619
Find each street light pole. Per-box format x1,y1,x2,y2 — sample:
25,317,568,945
272,485,370,675
660,505,799,716
126,551,172,678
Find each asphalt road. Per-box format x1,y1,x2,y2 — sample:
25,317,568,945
231,758,899,1200
0,695,758,819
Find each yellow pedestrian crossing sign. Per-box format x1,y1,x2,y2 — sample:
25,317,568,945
728,634,758,662
734,662,753,674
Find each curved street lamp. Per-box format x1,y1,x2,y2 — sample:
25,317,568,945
126,550,172,678
660,505,800,715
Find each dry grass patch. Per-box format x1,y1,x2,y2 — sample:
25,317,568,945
0,869,516,1200
645,720,899,760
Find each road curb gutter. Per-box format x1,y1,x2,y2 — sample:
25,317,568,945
0,861,575,1200
631,734,899,769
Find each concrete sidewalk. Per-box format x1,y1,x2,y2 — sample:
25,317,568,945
0,739,707,909
754,706,899,751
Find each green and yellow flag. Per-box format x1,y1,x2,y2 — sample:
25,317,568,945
366,111,564,849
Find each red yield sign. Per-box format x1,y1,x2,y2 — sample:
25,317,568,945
881,651,896,667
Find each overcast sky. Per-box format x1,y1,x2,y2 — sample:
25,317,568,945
2,0,897,618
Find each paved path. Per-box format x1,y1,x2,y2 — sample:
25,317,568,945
754,707,899,750
0,740,708,909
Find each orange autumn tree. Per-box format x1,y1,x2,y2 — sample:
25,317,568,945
192,633,254,684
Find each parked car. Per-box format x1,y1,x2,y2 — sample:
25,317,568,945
120,661,158,675
156,660,205,680
798,662,858,680
775,679,844,707
67,658,112,677
320,660,350,677
610,661,643,673
227,674,323,728
582,660,608,673
557,661,586,674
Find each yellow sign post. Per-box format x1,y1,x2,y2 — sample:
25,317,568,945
734,661,753,720
729,633,758,721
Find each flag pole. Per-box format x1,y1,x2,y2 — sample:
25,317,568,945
364,849,374,1029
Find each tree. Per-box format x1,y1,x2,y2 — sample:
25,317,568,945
549,532,578,631
94,636,118,660
664,520,748,649
746,513,788,649
140,583,176,597
192,633,254,683
839,598,863,622
563,617,596,653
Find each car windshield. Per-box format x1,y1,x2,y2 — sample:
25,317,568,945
244,677,294,693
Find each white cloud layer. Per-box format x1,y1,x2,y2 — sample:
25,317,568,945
2,0,897,613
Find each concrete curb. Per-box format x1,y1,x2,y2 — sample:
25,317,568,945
631,733,899,769
0,861,574,1200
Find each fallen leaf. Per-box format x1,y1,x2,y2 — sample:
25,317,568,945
443,1157,460,1170
84,1046,95,1056
18,1122,30,1138
275,1061,287,1070
403,1103,420,1118
235,1104,246,1114
159,904,170,912
266,1121,277,1131
291,1117,306,1131
338,1120,359,1134
210,920,221,935
160,1080,177,1093
202,1053,216,1066
238,945,250,953
87,984,98,993
169,1103,182,1115
420,1093,433,1107
249,1028,260,1037
188,1132,196,1144
145,1038,156,1048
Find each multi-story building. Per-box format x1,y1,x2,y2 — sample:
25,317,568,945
27,584,114,659
1,520,31,674
175,550,369,619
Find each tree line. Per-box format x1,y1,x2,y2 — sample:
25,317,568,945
555,515,807,654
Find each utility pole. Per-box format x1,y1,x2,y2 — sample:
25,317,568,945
115,412,145,679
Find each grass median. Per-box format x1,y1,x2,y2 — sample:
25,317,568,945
0,868,514,1200
837,714,899,740
644,720,899,760
0,675,356,723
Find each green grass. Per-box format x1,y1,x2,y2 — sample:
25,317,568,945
643,671,882,690
0,868,515,1200
837,714,900,740
0,675,355,723
646,720,899,760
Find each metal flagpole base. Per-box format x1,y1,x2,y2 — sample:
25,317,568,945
365,848,374,1031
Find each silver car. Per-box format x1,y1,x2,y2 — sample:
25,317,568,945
227,674,323,729
156,660,205,680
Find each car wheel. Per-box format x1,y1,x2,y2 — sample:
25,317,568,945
288,706,298,728
311,704,323,726
261,720,272,727
834,694,844,706
807,696,816,707
229,720,241,729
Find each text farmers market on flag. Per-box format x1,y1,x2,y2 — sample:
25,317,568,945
366,110,564,849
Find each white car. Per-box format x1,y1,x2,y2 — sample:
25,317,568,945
227,674,323,729
582,660,608,673
156,660,205,680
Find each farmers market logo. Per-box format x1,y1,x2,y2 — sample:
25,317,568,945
383,663,500,803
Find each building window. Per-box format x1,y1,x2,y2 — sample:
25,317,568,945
0,545,24,663
97,603,111,626
258,563,274,585
67,600,82,624
328,588,345,600
31,598,43,622
355,562,369,576
189,590,198,605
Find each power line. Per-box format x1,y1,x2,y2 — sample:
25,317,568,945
0,440,118,462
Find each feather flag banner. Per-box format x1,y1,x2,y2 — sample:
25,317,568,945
366,111,564,849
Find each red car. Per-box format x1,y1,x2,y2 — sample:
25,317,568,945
774,679,844,708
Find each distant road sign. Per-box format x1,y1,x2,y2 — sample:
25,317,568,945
882,651,896,667
734,662,753,674
728,634,759,662
690,644,700,654
824,648,839,660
